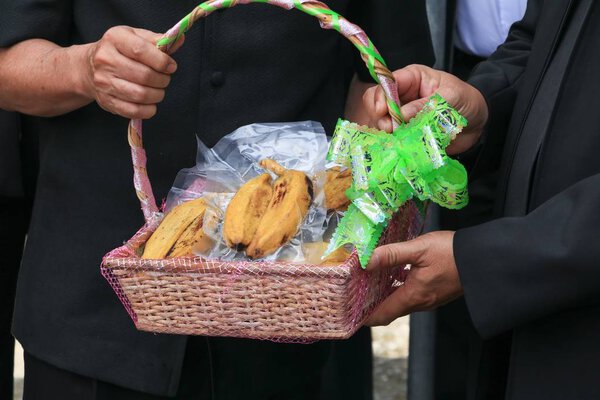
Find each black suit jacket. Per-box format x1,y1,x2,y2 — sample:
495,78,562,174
0,111,23,198
0,110,26,400
0,0,434,397
455,1,600,398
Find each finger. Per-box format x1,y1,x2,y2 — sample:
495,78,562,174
373,85,388,117
367,239,427,271
135,28,186,54
400,98,428,121
391,66,423,104
371,85,395,132
364,286,412,326
362,86,379,116
113,28,177,74
109,78,165,105
91,44,172,89
363,85,393,132
377,116,393,133
118,61,171,89
107,49,172,88
446,134,477,155
98,94,157,119
131,28,163,44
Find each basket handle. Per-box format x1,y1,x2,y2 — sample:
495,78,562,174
129,0,404,222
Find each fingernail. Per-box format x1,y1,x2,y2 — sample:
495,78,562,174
167,61,177,73
377,119,391,133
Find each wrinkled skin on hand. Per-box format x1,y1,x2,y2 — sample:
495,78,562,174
84,26,184,119
362,64,489,155
365,231,464,326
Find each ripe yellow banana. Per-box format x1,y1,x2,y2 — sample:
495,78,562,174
321,246,351,266
325,167,352,211
223,173,273,250
302,241,351,265
246,159,313,259
192,207,221,255
167,214,206,258
142,198,206,259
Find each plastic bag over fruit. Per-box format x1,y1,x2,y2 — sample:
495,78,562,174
162,121,346,264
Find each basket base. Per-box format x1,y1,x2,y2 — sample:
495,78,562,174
135,321,358,342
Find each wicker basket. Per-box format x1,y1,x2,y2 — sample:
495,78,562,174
101,0,422,342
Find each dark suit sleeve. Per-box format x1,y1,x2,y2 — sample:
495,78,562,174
463,0,540,181
347,0,435,82
468,0,540,102
0,0,73,47
455,173,600,339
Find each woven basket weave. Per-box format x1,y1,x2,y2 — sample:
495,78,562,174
101,0,422,342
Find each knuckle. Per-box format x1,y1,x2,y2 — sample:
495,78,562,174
410,287,436,310
129,86,146,102
92,74,108,90
385,249,398,268
102,29,115,42
103,26,124,42
130,43,145,58
91,48,107,65
138,68,154,84
413,237,430,264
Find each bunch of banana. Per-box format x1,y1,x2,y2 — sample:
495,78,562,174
324,167,352,211
223,159,313,259
142,198,211,259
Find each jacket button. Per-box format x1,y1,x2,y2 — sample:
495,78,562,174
210,71,225,87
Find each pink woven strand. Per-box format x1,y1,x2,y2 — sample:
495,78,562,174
129,119,159,222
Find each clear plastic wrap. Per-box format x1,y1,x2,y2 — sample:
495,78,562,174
164,121,336,263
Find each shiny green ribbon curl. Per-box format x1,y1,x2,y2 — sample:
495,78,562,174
325,93,469,267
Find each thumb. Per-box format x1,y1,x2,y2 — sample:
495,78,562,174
367,239,426,271
132,28,163,44
133,28,186,53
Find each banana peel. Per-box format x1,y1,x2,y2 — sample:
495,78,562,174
325,167,352,211
245,159,313,259
142,198,206,259
223,173,273,250
302,241,351,265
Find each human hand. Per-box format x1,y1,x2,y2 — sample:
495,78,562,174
363,64,489,155
364,231,463,326
344,75,377,125
82,26,184,119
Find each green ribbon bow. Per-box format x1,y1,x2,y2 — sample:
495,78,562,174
325,93,469,267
